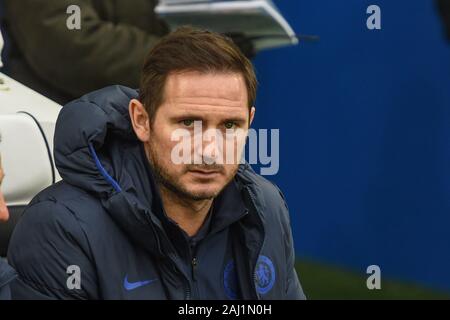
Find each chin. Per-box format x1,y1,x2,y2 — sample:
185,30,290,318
178,179,226,199
186,184,222,199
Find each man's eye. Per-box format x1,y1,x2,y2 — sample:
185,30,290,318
224,121,236,129
182,119,194,127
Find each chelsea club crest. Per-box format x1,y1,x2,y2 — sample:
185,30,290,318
254,255,275,295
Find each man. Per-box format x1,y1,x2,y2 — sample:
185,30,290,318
0,144,8,222
8,27,305,300
0,133,17,300
1,40,9,222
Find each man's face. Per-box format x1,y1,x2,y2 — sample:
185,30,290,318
132,71,255,201
0,154,9,222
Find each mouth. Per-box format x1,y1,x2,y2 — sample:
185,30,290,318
188,169,222,179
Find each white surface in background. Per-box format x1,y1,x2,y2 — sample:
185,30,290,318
155,0,298,51
0,113,54,206
0,72,62,204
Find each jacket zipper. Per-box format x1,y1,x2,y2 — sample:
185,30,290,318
191,257,198,281
185,284,191,300
168,252,192,300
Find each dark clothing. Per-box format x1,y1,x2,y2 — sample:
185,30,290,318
3,0,169,103
7,85,305,300
437,0,450,40
0,258,16,300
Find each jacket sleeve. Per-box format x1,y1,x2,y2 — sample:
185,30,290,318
284,225,306,300
277,189,307,300
0,258,17,300
4,0,167,97
7,200,98,299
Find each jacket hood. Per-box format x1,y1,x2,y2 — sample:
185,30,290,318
54,85,171,257
55,85,138,197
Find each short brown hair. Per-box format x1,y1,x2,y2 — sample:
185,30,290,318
139,26,257,122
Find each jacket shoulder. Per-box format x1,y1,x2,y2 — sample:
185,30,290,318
237,165,290,219
7,182,100,299
29,180,105,220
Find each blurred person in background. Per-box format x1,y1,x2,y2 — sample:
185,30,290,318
2,0,255,105
0,133,17,300
2,0,170,104
0,32,7,223
437,0,450,41
0,137,8,222
0,22,4,71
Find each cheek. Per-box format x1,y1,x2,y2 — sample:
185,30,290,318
223,163,240,177
151,127,189,170
222,132,247,164
151,125,176,154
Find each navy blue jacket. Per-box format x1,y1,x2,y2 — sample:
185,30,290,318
7,86,305,300
0,258,16,300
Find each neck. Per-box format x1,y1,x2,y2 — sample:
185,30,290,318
158,184,213,237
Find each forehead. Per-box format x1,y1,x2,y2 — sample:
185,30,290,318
162,71,248,113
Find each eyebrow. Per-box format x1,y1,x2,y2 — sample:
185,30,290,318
171,114,248,123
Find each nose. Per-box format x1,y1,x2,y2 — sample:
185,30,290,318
0,189,9,222
200,130,223,165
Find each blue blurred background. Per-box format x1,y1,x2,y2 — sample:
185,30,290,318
252,0,450,294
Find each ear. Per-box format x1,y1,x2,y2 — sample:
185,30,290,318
249,106,256,126
129,99,150,142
